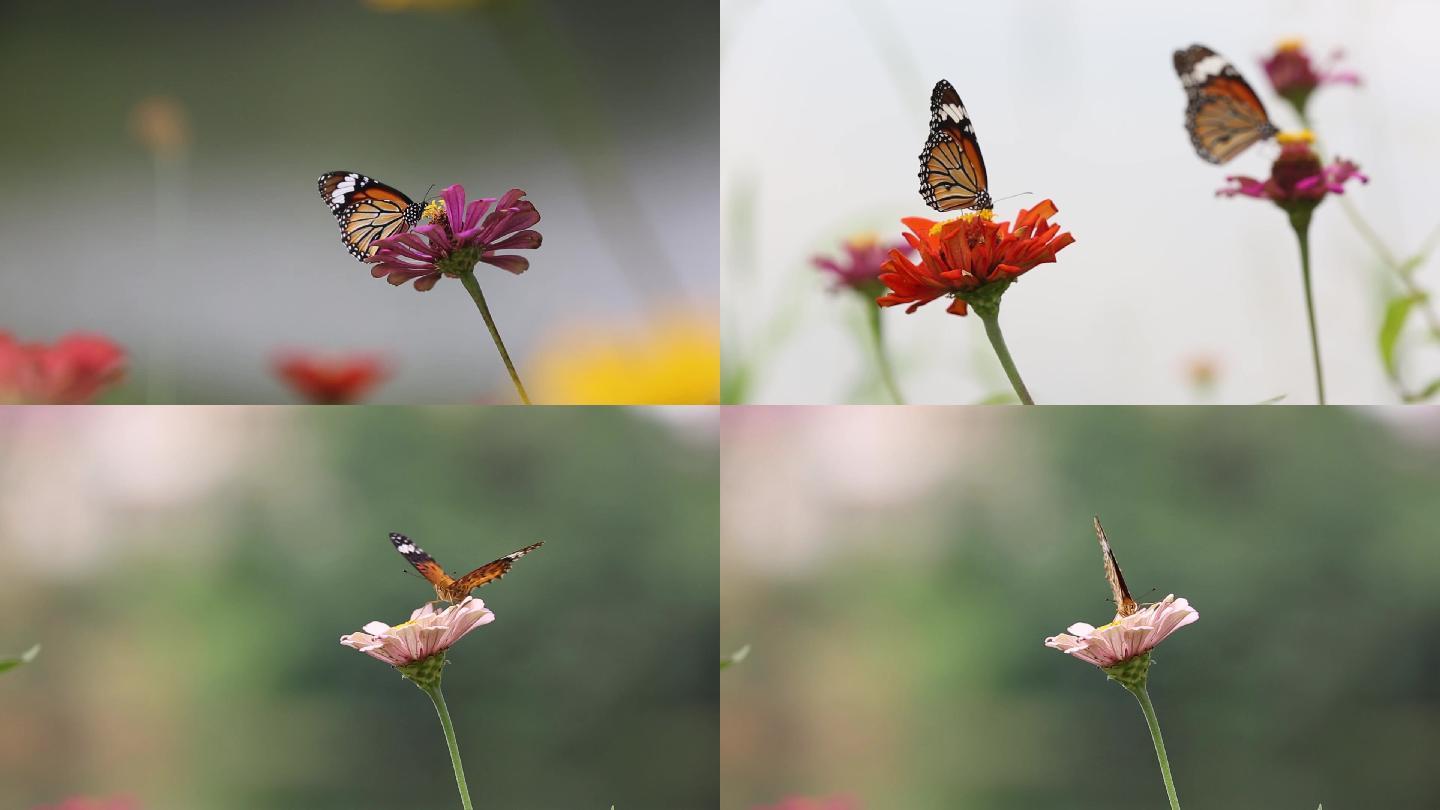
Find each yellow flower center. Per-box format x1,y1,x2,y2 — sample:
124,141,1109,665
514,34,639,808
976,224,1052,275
846,232,879,250
1276,130,1316,146
1275,37,1305,52
422,199,445,221
929,209,993,237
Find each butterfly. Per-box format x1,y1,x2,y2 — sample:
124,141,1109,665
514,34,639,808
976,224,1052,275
390,532,543,603
317,171,424,260
1172,44,1279,164
1092,516,1138,618
918,79,993,213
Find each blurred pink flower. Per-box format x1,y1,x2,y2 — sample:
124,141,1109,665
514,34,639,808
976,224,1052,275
754,797,859,810
1217,131,1366,214
0,331,126,404
367,184,541,291
812,235,903,295
1261,39,1360,114
31,798,139,810
340,596,495,667
1044,594,1198,669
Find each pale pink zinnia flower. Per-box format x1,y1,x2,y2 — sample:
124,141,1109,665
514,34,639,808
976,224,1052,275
340,596,494,668
1044,594,1198,669
31,799,139,810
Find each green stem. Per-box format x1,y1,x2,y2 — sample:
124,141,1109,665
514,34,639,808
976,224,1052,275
1126,683,1182,810
1288,211,1327,404
458,271,531,404
976,306,1035,405
421,683,475,810
864,303,905,404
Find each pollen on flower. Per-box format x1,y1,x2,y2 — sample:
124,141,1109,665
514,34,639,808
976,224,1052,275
1276,130,1316,146
422,199,445,221
928,209,993,237
1275,37,1306,52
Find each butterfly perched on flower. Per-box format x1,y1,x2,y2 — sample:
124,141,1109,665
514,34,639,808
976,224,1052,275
1092,516,1138,618
1173,44,1279,164
918,79,993,213
390,532,543,603
317,171,425,260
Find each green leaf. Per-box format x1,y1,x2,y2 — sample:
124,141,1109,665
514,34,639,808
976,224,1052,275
720,644,751,670
1257,394,1287,405
973,391,1019,405
1405,377,1440,403
0,644,39,675
1379,293,1426,378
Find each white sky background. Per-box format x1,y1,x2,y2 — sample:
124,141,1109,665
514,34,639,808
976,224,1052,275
722,0,1440,404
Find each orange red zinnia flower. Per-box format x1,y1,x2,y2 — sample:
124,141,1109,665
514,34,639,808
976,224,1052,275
0,331,126,404
272,351,390,404
877,200,1074,316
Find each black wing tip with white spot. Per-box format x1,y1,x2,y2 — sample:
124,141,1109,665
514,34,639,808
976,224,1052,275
389,532,435,563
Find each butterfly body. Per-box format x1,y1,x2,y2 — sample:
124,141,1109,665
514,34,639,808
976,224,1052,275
1093,516,1138,618
918,79,993,213
1172,44,1278,164
390,532,543,603
317,171,423,260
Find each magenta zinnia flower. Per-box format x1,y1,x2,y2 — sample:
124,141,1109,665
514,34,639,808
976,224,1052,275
1044,594,1198,669
340,596,495,668
813,235,905,296
367,184,542,291
1218,131,1366,215
1261,38,1359,114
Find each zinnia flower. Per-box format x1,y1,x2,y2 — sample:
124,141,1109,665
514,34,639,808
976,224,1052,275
1261,38,1360,115
272,351,389,404
341,597,494,675
367,184,542,291
1218,131,1366,215
813,235,904,296
0,332,126,404
877,200,1074,317
1045,594,1199,672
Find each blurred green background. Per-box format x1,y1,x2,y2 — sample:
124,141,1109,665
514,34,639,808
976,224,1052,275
0,406,718,809
0,0,717,403
721,406,1440,809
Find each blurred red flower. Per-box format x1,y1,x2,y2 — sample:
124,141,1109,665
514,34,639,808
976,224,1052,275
273,351,390,404
1261,38,1359,115
877,201,1074,317
0,332,126,404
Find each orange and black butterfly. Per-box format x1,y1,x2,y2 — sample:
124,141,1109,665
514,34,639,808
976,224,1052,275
317,171,424,260
1092,516,1138,618
390,532,543,603
1173,44,1278,164
918,79,993,212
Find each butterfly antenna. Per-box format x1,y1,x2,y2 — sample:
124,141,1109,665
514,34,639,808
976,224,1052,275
993,191,1034,203
423,183,437,203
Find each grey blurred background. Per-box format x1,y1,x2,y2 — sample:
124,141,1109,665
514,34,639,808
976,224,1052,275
722,406,1440,809
0,405,719,809
0,0,717,403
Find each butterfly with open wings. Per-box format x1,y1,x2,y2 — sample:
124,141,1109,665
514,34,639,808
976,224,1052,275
317,171,426,260
390,532,543,603
1173,44,1279,164
918,79,994,213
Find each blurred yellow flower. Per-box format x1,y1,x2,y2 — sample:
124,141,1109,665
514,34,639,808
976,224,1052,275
530,311,719,404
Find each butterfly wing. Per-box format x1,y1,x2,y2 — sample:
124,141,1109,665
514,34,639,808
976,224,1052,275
1173,44,1277,164
390,532,456,594
919,79,993,213
1093,517,1138,617
450,541,545,596
317,171,422,259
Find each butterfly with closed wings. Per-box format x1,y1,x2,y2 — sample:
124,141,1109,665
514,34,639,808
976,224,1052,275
1173,44,1279,164
918,79,994,213
390,532,543,604
318,171,425,260
1093,516,1140,618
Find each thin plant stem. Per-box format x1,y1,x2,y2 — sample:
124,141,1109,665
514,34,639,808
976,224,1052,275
1288,211,1327,404
422,683,475,810
1126,683,1182,810
458,271,531,404
976,306,1035,405
863,301,905,404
